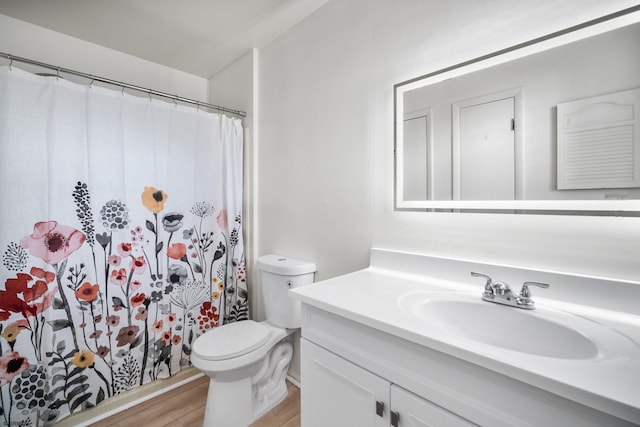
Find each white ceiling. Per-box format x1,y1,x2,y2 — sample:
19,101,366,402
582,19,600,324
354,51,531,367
0,0,329,78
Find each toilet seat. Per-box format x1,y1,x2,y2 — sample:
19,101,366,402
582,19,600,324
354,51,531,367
193,320,271,361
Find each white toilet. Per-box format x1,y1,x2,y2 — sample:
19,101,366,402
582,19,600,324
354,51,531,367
191,254,316,427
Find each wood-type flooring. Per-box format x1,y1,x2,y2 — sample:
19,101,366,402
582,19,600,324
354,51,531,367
90,376,300,427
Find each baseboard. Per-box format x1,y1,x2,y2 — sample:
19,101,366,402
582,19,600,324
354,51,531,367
286,373,301,388
56,367,204,427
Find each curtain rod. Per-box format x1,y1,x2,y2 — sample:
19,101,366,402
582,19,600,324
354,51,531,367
0,52,246,118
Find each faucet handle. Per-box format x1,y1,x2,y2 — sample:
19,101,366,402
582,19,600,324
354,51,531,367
518,281,549,308
471,272,494,296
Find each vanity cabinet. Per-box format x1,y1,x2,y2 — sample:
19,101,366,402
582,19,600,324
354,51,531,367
299,304,638,427
302,339,474,426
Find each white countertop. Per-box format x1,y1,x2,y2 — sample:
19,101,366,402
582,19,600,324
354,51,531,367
291,249,640,424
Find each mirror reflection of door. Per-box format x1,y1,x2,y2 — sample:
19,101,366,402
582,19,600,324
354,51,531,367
456,96,516,200
403,110,431,200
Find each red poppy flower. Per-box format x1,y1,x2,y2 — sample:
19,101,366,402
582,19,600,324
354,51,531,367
1,273,58,318
171,334,181,345
130,293,146,307
5,273,46,303
19,221,85,265
166,243,187,260
75,282,100,302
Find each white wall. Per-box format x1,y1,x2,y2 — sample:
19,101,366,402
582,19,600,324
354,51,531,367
258,0,640,293
0,14,208,101
209,50,265,320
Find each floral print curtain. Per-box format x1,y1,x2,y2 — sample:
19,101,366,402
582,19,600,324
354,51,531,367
0,67,247,426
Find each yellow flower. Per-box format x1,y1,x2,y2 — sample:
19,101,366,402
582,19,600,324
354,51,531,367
141,187,168,213
1,326,20,342
212,292,220,300
218,281,224,291
70,349,95,368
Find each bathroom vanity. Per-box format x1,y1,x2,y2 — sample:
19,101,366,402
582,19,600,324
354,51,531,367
291,249,640,426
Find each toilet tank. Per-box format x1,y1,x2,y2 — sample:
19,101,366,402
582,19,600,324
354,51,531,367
258,254,316,328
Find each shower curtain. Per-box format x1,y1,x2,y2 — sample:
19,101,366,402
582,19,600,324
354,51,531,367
0,67,248,426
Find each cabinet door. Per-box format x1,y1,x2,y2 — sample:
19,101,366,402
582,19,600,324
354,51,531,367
301,339,389,427
391,385,477,427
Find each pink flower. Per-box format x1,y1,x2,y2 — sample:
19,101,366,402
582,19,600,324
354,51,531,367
161,331,171,345
166,243,187,260
152,320,163,333
217,210,228,230
108,255,121,266
115,326,139,347
106,315,120,327
110,268,128,286
117,243,132,257
19,221,86,265
96,346,110,359
130,256,146,274
167,313,177,327
135,307,148,321
130,280,142,292
172,334,181,345
0,350,29,386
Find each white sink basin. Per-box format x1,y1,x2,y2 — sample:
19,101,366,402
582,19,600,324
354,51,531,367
398,290,633,360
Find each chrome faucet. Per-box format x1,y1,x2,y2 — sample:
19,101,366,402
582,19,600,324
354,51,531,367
470,272,548,310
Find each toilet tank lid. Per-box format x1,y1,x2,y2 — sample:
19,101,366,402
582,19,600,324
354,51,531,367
258,254,316,275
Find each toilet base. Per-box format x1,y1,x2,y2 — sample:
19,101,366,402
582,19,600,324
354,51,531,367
204,376,253,427
201,335,294,427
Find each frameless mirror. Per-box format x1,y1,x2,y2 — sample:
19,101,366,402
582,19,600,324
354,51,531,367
394,6,640,214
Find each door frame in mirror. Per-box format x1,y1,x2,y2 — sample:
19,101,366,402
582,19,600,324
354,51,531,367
394,5,640,215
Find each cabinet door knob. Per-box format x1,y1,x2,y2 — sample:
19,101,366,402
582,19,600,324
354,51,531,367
391,410,400,426
376,400,384,417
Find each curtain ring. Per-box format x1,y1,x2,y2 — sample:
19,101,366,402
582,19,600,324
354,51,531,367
56,67,60,81
173,98,178,107
121,86,125,96
89,78,94,89
148,92,152,102
8,58,13,71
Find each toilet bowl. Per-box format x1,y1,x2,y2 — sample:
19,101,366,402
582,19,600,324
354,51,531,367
191,255,316,427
